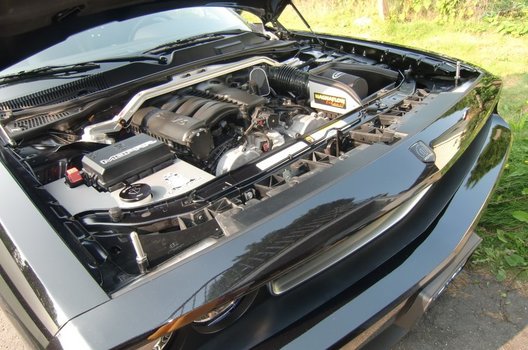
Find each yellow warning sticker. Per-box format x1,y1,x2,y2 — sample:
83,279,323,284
313,93,346,109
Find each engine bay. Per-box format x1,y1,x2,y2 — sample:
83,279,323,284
35,56,401,214
0,36,477,291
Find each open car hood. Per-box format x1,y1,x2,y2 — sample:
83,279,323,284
0,0,289,71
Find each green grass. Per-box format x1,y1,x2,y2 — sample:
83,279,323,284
279,7,528,280
474,137,528,281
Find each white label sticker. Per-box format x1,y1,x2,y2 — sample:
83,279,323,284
163,173,197,194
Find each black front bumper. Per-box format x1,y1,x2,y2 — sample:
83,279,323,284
167,113,510,349
0,105,509,350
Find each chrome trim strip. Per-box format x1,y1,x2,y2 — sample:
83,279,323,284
269,185,432,295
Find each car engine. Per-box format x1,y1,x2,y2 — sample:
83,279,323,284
30,56,397,214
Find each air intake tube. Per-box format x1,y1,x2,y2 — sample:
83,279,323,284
267,66,309,98
268,65,364,114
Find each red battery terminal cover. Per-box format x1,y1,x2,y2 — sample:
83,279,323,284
65,167,84,187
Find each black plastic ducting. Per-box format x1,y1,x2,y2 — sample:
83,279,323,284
267,66,309,98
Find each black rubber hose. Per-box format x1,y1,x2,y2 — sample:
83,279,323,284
267,66,309,98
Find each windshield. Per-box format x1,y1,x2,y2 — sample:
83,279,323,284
1,7,251,76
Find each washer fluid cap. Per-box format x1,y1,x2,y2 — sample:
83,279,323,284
119,183,152,202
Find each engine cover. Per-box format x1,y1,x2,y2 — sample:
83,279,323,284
82,134,173,191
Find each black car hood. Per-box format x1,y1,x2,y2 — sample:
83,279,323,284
0,0,289,71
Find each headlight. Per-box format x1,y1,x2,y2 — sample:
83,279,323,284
193,300,237,325
149,289,258,340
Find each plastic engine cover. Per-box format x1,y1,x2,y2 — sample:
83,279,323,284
82,134,173,191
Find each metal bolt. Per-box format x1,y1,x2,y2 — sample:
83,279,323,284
108,207,123,222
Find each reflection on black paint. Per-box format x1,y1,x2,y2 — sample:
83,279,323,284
466,125,511,188
431,75,501,173
170,196,408,318
207,198,361,298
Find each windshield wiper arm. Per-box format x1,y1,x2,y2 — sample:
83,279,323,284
91,54,167,64
144,29,252,54
0,54,167,84
0,62,101,83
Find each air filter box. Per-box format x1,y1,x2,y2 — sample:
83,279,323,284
82,134,173,191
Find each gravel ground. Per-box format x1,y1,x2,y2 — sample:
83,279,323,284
0,307,31,349
394,269,528,350
0,270,526,349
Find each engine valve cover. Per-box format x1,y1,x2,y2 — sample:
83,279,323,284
132,107,214,160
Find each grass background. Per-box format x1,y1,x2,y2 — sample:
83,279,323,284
277,1,528,280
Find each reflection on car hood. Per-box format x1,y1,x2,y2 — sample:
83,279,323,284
0,0,289,71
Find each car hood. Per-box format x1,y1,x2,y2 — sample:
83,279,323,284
0,0,289,71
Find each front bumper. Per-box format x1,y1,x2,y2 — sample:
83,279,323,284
0,105,510,350
166,113,510,349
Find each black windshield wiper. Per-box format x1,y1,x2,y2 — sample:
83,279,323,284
144,29,252,54
0,54,166,84
0,62,101,84
91,54,166,64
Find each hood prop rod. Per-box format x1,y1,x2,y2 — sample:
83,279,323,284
288,1,326,48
